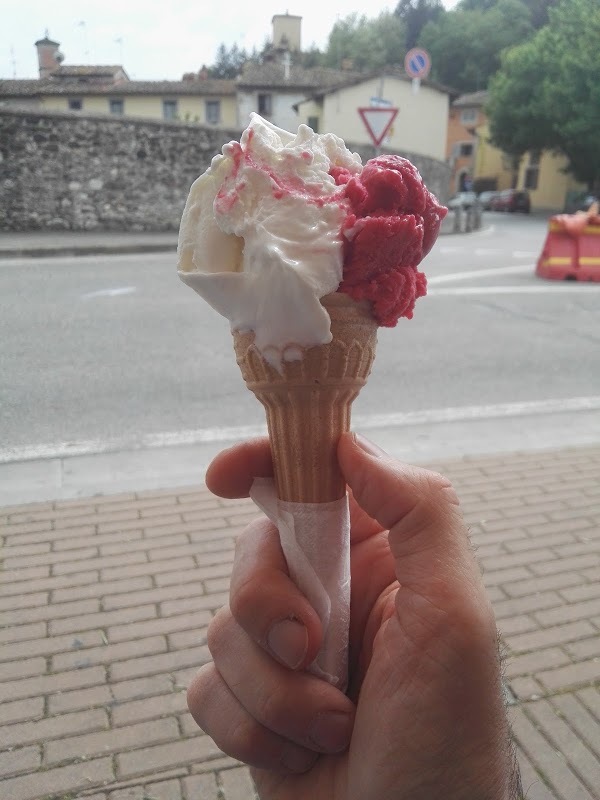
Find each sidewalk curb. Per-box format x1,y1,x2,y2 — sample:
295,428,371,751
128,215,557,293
0,243,177,259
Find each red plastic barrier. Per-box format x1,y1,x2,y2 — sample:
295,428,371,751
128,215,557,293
536,204,600,281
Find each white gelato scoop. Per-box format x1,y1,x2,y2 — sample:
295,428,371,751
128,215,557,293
177,114,362,369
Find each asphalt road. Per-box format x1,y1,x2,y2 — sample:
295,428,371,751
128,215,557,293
1,213,599,460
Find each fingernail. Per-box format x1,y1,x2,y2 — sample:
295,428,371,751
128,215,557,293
267,619,308,669
353,433,387,458
281,744,318,773
309,711,352,753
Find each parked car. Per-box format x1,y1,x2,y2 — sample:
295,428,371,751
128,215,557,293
490,189,531,213
477,190,499,210
446,191,478,209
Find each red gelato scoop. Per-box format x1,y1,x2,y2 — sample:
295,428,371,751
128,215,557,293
331,155,447,326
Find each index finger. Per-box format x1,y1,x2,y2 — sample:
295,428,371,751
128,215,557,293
205,438,273,498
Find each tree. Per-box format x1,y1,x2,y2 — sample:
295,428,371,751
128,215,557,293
208,43,249,78
394,0,444,50
323,12,407,71
459,0,559,29
487,0,600,189
418,0,533,91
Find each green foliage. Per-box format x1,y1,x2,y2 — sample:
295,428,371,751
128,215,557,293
488,0,600,187
419,0,533,91
394,0,445,49
208,43,249,78
323,12,407,71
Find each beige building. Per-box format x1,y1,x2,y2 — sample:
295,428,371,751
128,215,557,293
0,37,237,127
296,69,452,161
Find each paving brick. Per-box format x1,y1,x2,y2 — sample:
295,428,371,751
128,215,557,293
145,777,183,800
117,735,222,778
109,644,210,682
0,569,97,598
100,515,179,534
0,707,108,748
0,621,46,644
53,550,148,576
49,682,113,714
52,574,153,603
497,614,539,637
0,656,47,681
52,634,167,671
493,592,563,620
0,696,44,725
535,598,600,627
54,528,143,552
45,717,179,765
3,546,98,570
560,582,600,603
159,592,229,617
505,533,577,553
0,591,48,612
148,542,234,564
525,700,600,794
111,690,188,726
3,519,52,535
109,673,175,702
509,676,545,701
0,665,106,702
5,596,99,626
551,694,600,759
482,514,549,532
531,554,599,577
0,564,50,589
49,603,156,636
182,772,219,800
516,749,559,800
5,524,97,548
168,627,209,651
53,508,139,530
0,755,114,800
480,548,555,573
505,621,596,654
101,555,194,581
100,531,188,557
3,500,54,517
108,609,211,644
103,581,206,611
0,745,41,778
219,766,257,800
503,572,584,599
536,659,600,693
0,629,104,662
566,635,600,661
482,566,532,587
1,541,51,558
509,705,595,800
505,647,571,679
203,576,232,593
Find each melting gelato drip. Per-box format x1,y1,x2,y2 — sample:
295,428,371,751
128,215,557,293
177,115,446,368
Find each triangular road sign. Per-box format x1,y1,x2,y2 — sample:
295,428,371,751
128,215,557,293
358,107,399,146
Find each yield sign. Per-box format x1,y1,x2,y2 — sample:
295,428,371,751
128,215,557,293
358,107,398,147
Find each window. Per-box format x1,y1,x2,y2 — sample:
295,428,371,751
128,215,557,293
205,100,220,124
258,93,272,116
453,141,473,158
68,98,83,111
109,99,124,115
163,100,178,120
460,108,477,125
307,116,319,133
524,151,541,190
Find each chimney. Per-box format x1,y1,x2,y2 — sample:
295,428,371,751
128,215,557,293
35,34,63,78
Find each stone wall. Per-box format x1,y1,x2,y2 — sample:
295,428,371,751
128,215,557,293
0,108,241,232
0,108,451,232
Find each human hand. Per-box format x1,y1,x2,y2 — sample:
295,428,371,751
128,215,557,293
187,434,521,800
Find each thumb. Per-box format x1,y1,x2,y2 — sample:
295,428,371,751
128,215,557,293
338,433,479,595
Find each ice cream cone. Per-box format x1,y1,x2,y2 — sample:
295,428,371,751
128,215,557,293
233,292,378,503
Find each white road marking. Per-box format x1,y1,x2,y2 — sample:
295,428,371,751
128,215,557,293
3,397,600,464
428,264,534,284
82,287,137,299
429,285,600,296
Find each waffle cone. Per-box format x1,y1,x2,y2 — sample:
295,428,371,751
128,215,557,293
233,293,378,502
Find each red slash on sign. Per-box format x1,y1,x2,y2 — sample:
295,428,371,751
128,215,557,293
358,107,398,147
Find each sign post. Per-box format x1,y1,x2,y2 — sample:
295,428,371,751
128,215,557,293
404,47,431,93
358,106,398,155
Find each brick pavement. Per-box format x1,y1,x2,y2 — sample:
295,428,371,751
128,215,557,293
1,445,599,800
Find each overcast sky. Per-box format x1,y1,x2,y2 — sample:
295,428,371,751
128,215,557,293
1,0,459,81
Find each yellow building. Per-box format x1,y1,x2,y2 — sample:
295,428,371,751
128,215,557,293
0,37,237,127
296,68,452,162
